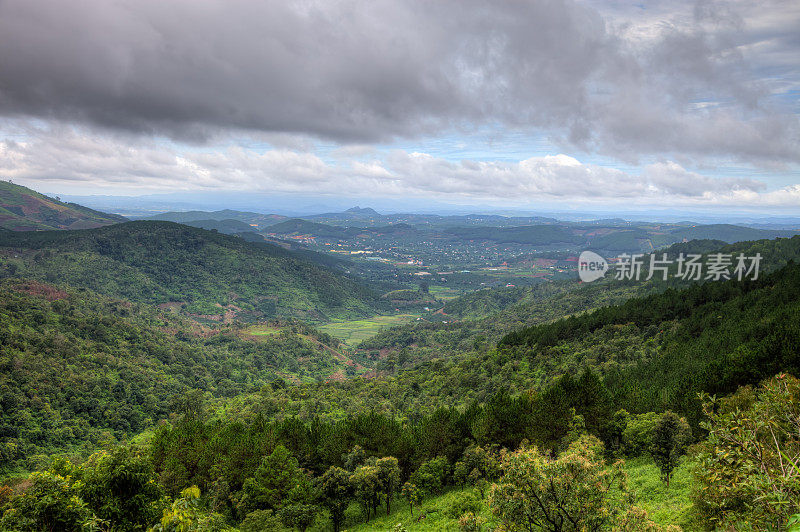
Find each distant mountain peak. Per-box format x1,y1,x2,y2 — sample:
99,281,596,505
345,206,380,215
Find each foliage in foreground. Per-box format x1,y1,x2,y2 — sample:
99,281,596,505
693,373,800,530
489,436,680,532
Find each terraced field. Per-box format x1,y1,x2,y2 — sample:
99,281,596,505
318,313,422,345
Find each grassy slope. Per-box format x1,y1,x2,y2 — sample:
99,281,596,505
0,181,125,231
625,458,696,530
0,221,383,321
326,459,695,531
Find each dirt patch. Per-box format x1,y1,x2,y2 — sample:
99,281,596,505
327,369,346,382
11,281,69,301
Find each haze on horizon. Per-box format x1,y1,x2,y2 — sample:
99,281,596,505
0,0,798,214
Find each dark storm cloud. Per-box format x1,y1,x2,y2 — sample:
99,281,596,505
0,0,797,163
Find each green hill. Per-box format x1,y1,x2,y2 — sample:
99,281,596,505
0,279,355,462
0,181,126,231
0,221,383,321
144,209,287,229
180,218,257,234
670,223,797,243
267,218,351,238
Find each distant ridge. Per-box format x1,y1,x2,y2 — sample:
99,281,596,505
143,209,288,228
0,181,126,231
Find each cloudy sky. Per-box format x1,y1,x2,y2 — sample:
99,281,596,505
0,0,798,213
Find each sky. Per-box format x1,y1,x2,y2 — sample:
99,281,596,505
0,0,798,214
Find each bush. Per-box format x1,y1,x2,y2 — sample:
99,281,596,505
445,492,482,518
458,511,485,532
693,374,800,529
622,412,660,457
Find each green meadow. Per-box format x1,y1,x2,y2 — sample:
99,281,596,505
242,324,283,336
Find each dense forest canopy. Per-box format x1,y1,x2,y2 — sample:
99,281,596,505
0,221,384,321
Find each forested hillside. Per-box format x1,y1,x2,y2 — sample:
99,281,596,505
0,181,125,231
1,236,799,530
359,236,800,359
4,257,796,530
0,280,355,466
0,221,383,321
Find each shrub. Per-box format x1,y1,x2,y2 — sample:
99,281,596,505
445,492,482,518
693,374,800,529
458,511,485,532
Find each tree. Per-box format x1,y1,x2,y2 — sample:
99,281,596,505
350,464,382,522
560,408,587,450
489,436,634,532
453,460,469,490
622,412,661,457
240,445,300,513
79,447,163,531
343,444,366,472
318,466,353,532
0,471,102,532
411,456,449,496
152,485,227,531
278,472,319,532
376,456,401,516
401,482,422,516
455,445,500,499
650,412,690,486
604,409,629,458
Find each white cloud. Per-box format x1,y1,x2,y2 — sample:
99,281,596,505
1,124,794,210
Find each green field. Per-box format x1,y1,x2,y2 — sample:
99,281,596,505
341,488,489,532
318,314,420,345
428,285,463,300
242,324,282,336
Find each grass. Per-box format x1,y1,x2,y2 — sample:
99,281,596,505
242,324,283,336
428,285,463,301
625,457,698,530
318,314,420,345
333,488,494,532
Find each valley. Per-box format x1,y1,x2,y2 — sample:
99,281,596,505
0,183,799,531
